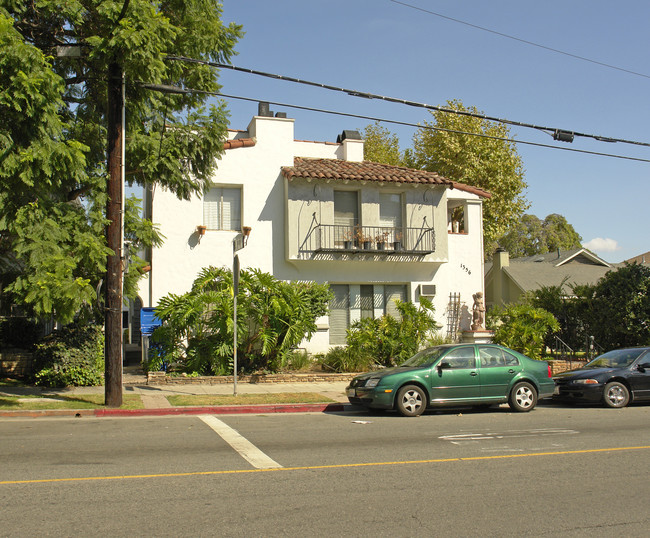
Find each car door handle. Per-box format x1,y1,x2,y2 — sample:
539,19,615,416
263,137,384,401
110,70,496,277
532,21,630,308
470,371,478,376
508,369,516,374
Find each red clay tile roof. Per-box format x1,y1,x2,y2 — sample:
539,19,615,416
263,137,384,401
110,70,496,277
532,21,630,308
282,158,491,198
223,138,255,150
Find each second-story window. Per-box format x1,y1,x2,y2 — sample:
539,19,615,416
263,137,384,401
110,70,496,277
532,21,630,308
379,193,403,242
334,190,358,246
204,186,242,231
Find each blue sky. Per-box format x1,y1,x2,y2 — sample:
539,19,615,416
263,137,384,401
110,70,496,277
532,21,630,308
215,0,650,263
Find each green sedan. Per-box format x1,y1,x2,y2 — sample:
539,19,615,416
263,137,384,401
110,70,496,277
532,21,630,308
346,344,555,417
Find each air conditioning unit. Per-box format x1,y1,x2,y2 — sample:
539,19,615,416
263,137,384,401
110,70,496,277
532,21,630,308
420,284,436,297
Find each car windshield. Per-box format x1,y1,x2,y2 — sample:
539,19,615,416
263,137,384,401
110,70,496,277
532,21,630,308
585,348,645,369
399,347,447,368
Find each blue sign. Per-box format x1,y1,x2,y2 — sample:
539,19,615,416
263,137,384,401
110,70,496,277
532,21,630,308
140,307,162,335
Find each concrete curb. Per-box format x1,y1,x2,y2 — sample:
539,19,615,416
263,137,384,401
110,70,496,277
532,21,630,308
0,402,355,418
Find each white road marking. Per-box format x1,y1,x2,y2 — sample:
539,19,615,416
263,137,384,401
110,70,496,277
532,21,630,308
439,428,579,443
198,415,283,469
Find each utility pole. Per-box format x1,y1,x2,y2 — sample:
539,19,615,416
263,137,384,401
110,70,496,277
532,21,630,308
105,61,124,407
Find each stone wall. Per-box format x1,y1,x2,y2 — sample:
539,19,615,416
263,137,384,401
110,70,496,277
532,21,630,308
147,371,358,385
0,351,33,378
547,358,588,376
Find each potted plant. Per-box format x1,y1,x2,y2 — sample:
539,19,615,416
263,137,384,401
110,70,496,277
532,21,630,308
342,230,353,250
355,228,371,249
375,232,389,250
392,232,403,251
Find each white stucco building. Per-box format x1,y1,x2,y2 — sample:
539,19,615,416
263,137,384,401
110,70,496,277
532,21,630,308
137,105,490,353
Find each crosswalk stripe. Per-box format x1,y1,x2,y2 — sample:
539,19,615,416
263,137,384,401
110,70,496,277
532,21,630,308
198,415,283,469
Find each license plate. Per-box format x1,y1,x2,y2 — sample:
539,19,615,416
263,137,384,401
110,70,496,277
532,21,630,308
347,388,356,397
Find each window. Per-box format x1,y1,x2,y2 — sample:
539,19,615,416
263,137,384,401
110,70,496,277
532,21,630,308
379,193,403,237
478,346,520,367
329,285,350,346
334,190,358,246
442,347,476,369
204,187,241,231
328,284,407,344
360,285,374,320
447,201,466,233
479,347,506,367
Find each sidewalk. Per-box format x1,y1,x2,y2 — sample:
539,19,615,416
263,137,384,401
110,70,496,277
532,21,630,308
0,370,354,418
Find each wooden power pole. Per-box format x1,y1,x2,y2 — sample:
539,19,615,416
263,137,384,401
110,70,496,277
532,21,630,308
105,61,124,407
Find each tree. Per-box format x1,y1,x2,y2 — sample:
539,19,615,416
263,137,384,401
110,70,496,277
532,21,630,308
409,100,529,256
361,121,404,166
586,263,650,350
498,213,582,258
542,213,583,253
1,2,242,323
152,267,333,375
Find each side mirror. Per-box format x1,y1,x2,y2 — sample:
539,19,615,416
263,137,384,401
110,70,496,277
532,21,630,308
638,363,650,372
438,361,451,370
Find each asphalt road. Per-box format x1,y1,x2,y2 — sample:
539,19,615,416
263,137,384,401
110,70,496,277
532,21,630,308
2,402,650,537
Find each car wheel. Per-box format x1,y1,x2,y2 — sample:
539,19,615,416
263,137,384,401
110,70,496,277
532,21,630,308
508,381,537,412
602,381,630,408
396,385,426,417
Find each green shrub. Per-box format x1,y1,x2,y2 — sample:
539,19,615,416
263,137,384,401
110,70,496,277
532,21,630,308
282,349,312,371
153,267,333,375
317,346,374,373
345,298,440,367
32,325,104,386
487,303,559,360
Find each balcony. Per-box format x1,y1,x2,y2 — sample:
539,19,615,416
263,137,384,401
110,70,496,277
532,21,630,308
301,224,435,255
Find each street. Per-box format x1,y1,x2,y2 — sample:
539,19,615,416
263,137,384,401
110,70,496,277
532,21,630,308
1,403,649,537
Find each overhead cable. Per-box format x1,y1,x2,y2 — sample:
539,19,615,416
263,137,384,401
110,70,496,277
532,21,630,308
164,55,650,149
137,81,650,164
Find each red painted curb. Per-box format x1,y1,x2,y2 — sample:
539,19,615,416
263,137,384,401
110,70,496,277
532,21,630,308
96,403,348,417
0,403,350,418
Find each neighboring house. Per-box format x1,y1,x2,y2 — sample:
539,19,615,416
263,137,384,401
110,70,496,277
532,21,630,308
485,247,615,308
625,251,650,265
137,105,490,353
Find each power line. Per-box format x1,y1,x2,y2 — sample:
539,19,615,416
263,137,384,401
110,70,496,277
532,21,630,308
138,82,650,164
389,0,650,80
164,55,650,149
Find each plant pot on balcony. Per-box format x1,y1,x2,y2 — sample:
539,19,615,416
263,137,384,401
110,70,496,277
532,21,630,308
376,241,385,251
343,240,352,250
392,241,402,251
363,240,371,250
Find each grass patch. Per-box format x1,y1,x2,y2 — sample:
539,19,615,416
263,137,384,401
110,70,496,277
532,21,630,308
0,393,144,410
167,392,335,407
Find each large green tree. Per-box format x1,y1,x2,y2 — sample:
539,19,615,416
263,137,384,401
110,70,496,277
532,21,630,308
361,100,529,257
361,121,404,166
585,263,650,350
410,100,529,256
0,2,242,324
498,213,582,257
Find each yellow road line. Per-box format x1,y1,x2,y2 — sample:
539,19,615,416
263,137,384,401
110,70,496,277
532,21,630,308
3,445,649,486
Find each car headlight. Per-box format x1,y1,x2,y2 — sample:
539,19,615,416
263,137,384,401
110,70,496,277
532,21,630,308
573,379,600,385
365,378,381,388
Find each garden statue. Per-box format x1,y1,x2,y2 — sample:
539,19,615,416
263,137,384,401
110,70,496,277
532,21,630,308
471,292,485,331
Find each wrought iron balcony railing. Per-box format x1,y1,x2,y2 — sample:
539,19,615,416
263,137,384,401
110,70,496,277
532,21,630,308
302,225,435,255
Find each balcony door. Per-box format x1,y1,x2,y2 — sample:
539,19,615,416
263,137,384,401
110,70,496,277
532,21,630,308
379,193,402,243
334,190,358,247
